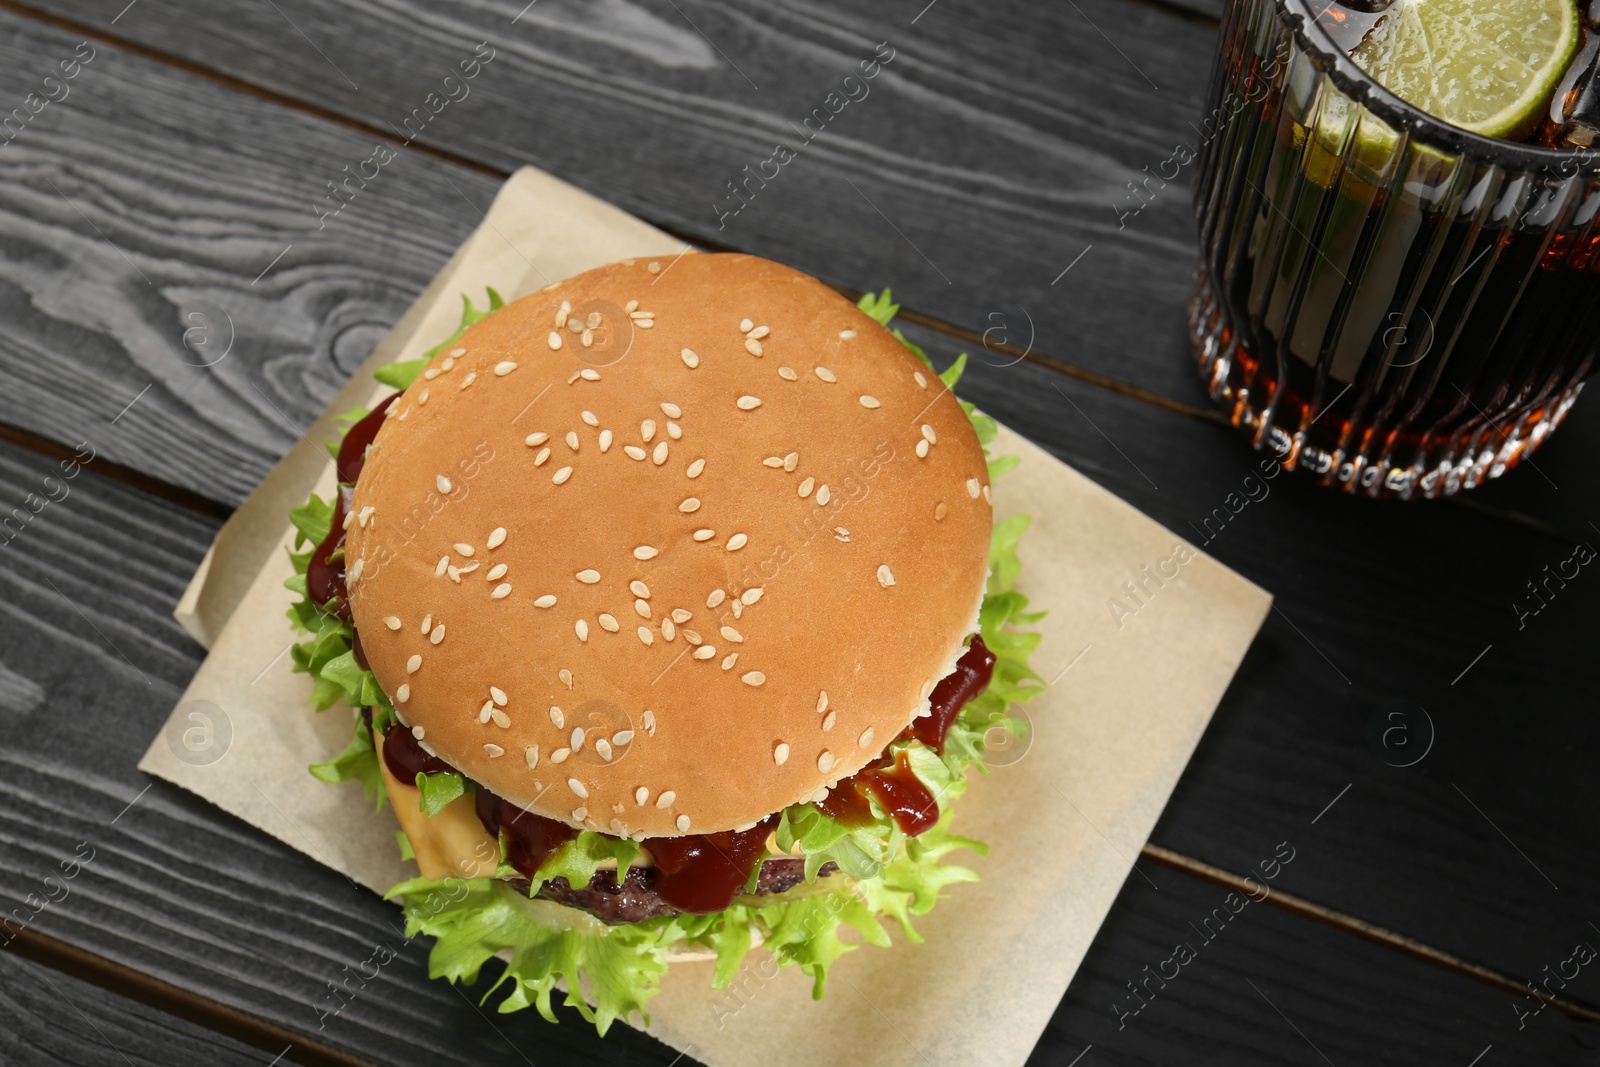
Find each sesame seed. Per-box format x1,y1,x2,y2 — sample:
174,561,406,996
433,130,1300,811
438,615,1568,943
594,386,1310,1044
548,331,563,350
580,369,601,381
984,485,992,504
458,372,476,389
579,409,599,427
396,684,410,703
823,711,836,732
347,558,365,581
778,366,798,381
568,778,588,798
638,419,656,444
643,710,656,734
588,311,602,328
693,645,716,660
576,569,601,584
446,565,462,583
595,739,613,761
453,542,475,557
681,348,700,368
384,616,401,630
635,787,649,805
859,395,881,409
358,506,375,528
424,368,439,380
576,619,589,641
560,669,573,689
487,527,507,549
736,395,761,410
672,608,692,623
648,261,662,274
478,700,495,724
552,466,573,485
534,446,552,467
742,671,765,686
840,329,856,339
486,685,506,707
430,623,446,644
745,338,763,357
660,402,682,418
731,599,743,619
967,478,981,498
798,477,815,498
921,424,938,444
636,319,654,329
721,625,743,643
859,728,875,749
487,563,507,581
816,484,832,506
916,439,930,458
490,708,510,729
877,565,896,588
762,456,783,468
572,806,588,821
491,583,512,599
633,545,659,561
406,654,422,674
572,727,585,751
624,445,646,460
652,441,669,465
556,300,571,325
614,730,634,746
551,748,570,764
783,452,798,472
707,589,726,608
634,599,651,619
631,580,651,598
667,421,682,439
679,497,701,513
485,744,505,758
739,317,754,332
749,325,770,339
774,743,790,766
599,429,613,452
421,615,432,634
436,475,452,494
676,814,690,832
818,752,835,773
693,529,715,541
687,458,705,478
817,691,829,714
661,618,676,641
815,367,836,383
836,527,850,538
567,316,583,333
598,613,619,632
418,388,429,405
494,361,517,377
550,706,564,727
935,502,948,521
656,790,675,809
581,329,594,348
535,594,557,608
637,626,654,645
526,746,540,769
566,431,579,450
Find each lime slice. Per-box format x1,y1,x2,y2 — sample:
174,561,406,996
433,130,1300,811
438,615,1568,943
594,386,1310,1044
1350,0,1581,139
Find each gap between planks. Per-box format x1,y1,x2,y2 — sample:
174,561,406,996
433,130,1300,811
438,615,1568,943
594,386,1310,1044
1141,843,1600,1026
3,927,379,1067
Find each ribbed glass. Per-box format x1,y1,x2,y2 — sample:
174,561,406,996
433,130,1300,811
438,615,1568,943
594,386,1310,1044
1190,0,1600,498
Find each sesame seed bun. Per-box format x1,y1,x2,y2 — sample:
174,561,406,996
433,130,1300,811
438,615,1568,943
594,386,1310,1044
343,253,991,838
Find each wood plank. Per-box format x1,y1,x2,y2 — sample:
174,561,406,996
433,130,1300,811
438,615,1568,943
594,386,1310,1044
20,0,1221,402
0,954,273,1067
0,8,488,507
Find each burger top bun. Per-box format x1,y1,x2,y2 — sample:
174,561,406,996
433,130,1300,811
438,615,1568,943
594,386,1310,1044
344,253,992,838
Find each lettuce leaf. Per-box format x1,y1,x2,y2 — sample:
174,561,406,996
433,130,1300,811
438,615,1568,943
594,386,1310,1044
298,286,1046,1034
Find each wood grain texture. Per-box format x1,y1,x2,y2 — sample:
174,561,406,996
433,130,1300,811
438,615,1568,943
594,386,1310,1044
0,8,489,508
0,954,273,1067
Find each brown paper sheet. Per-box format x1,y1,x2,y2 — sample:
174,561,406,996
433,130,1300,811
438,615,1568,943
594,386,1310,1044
144,166,1269,1067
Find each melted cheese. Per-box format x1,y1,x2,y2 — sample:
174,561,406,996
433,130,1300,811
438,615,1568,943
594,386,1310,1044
375,730,499,880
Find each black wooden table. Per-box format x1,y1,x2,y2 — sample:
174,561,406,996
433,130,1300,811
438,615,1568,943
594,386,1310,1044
1,2,1596,1064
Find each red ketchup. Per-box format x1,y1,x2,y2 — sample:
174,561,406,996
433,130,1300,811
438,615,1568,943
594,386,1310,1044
475,788,578,882
645,816,780,913
304,394,397,618
813,636,996,836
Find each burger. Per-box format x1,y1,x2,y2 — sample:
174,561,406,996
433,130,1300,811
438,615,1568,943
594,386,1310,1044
287,253,1042,1033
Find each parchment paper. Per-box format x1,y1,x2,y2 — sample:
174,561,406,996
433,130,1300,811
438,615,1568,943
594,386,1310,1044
143,166,1270,1067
